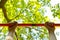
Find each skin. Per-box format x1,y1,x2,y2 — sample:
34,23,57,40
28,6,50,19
6,22,57,40
6,21,18,40
45,22,57,40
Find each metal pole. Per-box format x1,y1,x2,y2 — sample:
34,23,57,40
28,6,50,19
0,23,60,26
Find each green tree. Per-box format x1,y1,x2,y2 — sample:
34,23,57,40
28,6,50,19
0,0,60,40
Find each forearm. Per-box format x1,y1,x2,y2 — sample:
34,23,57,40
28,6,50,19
49,32,57,40
5,31,15,40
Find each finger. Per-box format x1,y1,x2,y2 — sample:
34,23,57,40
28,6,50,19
9,21,18,29
45,22,55,30
45,22,54,27
48,22,55,28
8,22,18,31
45,22,49,27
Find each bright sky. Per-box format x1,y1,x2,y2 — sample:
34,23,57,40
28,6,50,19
50,0,60,6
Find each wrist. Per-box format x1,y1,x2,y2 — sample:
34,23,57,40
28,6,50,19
49,31,55,35
49,30,54,34
49,31,57,40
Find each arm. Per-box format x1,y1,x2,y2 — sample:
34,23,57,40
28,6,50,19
49,31,57,40
5,21,18,40
45,22,57,40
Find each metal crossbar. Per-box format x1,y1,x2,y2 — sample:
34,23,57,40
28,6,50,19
0,23,60,26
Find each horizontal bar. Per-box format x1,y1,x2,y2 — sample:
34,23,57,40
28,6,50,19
0,24,60,26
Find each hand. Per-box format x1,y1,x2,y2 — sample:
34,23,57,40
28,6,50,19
8,21,18,32
45,22,55,33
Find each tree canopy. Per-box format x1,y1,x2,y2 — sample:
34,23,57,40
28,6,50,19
0,0,60,40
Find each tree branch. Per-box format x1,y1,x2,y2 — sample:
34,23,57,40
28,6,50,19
0,0,10,22
0,0,7,8
2,7,11,22
0,0,18,40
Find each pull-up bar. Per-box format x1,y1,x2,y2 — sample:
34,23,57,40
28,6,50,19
0,23,60,26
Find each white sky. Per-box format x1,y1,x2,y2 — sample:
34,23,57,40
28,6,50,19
50,0,60,6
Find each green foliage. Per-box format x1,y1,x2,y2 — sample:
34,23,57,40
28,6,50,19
0,0,60,40
37,0,50,6
51,4,60,18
